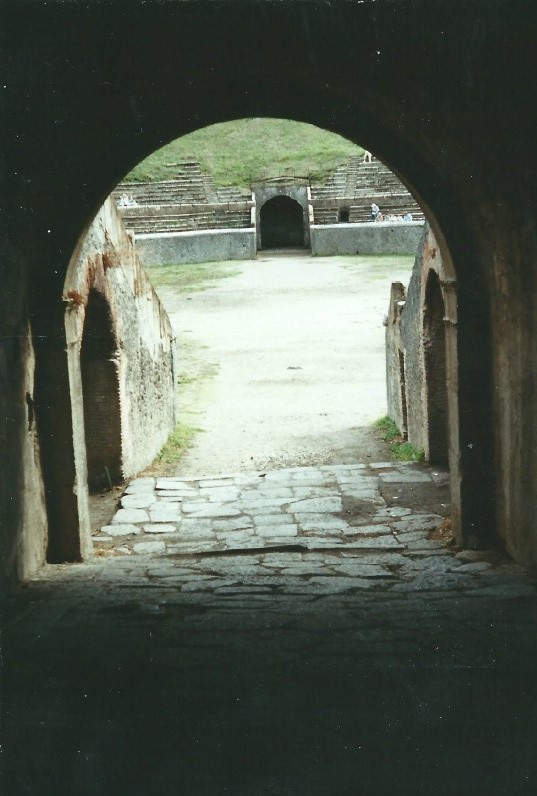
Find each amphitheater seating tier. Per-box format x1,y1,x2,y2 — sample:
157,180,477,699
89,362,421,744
113,160,252,235
310,156,422,223
114,156,423,236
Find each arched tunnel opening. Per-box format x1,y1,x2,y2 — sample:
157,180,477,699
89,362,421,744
260,195,306,249
5,4,532,792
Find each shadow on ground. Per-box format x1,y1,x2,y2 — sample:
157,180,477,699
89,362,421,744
4,462,537,795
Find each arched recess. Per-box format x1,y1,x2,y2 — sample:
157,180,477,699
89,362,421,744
260,196,305,249
423,270,449,466
80,290,123,493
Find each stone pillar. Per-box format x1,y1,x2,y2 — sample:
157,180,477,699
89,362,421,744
441,279,462,544
33,301,92,563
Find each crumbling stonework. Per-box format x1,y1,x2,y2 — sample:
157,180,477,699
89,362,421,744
63,198,176,555
385,225,460,533
0,241,48,583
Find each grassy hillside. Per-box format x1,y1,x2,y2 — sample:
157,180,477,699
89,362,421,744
124,118,363,187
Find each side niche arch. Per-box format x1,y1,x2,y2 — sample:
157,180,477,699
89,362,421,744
80,289,123,492
423,269,449,466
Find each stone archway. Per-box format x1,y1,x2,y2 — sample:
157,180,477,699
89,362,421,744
260,195,305,249
80,290,123,492
10,0,528,573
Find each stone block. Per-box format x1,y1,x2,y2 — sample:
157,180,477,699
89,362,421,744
121,494,157,509
149,508,182,523
112,508,149,524
132,541,167,554
378,472,432,483
255,524,298,537
212,517,253,533
253,514,295,526
100,524,141,537
188,505,242,519
156,479,193,490
288,496,342,513
143,524,178,534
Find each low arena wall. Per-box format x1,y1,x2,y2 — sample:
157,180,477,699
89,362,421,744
310,221,424,256
136,228,257,265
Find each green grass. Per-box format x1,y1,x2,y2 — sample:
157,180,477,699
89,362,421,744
124,118,363,187
374,416,425,462
147,261,241,292
392,441,425,462
157,422,204,464
374,416,401,442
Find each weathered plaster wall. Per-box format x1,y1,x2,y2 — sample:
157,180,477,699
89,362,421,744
398,236,429,455
489,220,537,563
311,222,424,256
136,228,256,265
385,281,407,434
0,243,48,583
64,198,176,554
386,224,461,539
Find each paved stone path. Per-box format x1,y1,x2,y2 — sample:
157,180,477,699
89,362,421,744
6,462,537,795
89,461,530,598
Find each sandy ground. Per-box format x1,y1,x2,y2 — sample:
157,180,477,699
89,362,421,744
155,251,413,476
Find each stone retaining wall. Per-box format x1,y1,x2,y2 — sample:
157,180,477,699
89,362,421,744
311,221,424,256
136,228,257,265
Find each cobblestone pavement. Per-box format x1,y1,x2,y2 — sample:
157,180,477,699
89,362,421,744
89,461,530,599
4,462,537,795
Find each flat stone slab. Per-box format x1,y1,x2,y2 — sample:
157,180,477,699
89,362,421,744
112,508,149,524
132,541,167,554
253,514,296,526
179,518,214,534
212,517,253,533
156,479,193,490
143,524,177,534
188,505,243,519
121,494,157,509
343,524,393,536
100,524,141,537
235,497,292,510
288,497,342,513
395,514,443,532
331,562,394,577
242,487,294,499
157,490,195,498
308,536,403,550
124,484,157,495
293,512,349,527
256,524,298,537
378,472,432,483
149,508,182,522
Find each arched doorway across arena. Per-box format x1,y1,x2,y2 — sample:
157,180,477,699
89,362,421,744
260,195,306,249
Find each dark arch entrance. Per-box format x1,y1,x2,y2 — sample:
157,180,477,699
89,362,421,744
14,1,502,563
260,196,305,249
81,290,123,493
423,270,448,466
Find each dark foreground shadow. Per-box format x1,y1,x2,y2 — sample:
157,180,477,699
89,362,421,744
3,571,537,796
